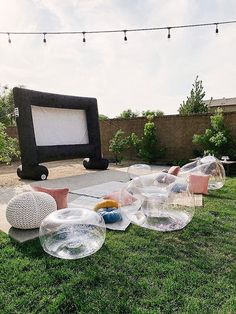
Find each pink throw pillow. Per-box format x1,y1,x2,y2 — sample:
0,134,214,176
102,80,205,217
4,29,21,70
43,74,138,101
188,174,210,195
103,190,135,206
32,186,69,209
168,166,180,176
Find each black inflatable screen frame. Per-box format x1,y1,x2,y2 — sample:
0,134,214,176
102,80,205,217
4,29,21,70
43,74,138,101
13,87,108,180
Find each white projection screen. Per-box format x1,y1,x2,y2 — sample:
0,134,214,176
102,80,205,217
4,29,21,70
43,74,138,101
13,87,109,180
31,105,89,146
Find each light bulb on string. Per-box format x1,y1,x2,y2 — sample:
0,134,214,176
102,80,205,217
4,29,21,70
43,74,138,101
82,32,86,44
215,23,219,34
7,33,11,44
123,30,127,42
43,33,47,43
167,27,171,39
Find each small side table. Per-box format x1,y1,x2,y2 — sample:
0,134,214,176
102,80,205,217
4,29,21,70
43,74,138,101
221,160,236,176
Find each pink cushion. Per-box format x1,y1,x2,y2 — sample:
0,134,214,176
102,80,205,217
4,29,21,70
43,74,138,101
32,186,69,209
103,190,136,206
188,174,210,195
168,166,180,176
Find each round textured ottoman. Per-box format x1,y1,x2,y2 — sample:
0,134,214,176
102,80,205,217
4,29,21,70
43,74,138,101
6,191,57,229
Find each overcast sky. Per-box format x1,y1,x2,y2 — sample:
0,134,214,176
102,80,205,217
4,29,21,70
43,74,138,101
0,0,236,117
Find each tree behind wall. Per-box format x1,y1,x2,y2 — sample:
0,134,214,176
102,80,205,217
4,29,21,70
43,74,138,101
178,76,209,115
116,109,139,119
99,114,109,120
141,110,164,117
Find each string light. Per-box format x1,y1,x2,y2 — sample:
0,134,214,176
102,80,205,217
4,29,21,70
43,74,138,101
167,27,171,39
123,30,127,42
0,20,235,45
82,32,86,43
7,33,11,44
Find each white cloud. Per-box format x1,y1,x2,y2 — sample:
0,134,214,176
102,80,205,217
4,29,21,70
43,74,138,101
0,0,236,117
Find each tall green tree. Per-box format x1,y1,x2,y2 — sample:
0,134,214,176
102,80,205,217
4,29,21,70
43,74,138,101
0,85,15,126
116,109,139,119
178,76,208,115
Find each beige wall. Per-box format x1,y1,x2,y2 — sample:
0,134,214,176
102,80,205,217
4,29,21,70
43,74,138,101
100,112,236,161
5,126,18,139
6,112,236,162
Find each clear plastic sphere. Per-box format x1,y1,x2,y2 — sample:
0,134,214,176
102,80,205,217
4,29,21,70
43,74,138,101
180,156,225,190
125,174,195,232
127,164,152,180
39,208,106,259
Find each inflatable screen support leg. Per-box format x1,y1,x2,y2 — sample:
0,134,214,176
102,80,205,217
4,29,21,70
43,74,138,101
83,158,109,170
17,165,49,181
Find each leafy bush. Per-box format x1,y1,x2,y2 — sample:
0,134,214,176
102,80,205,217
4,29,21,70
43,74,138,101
109,129,130,164
193,108,235,158
131,116,165,163
0,122,20,164
0,86,15,126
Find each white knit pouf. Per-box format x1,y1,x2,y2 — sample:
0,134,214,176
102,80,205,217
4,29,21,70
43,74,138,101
6,191,57,229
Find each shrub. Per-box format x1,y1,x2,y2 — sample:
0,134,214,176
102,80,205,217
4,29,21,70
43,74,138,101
193,108,235,158
0,122,20,164
0,86,15,126
109,129,130,164
131,116,165,163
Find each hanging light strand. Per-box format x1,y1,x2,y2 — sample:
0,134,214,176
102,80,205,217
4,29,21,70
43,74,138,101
1,20,235,43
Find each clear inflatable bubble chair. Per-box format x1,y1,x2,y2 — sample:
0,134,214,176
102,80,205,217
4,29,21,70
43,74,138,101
125,173,195,232
39,208,106,259
180,156,225,190
127,164,152,180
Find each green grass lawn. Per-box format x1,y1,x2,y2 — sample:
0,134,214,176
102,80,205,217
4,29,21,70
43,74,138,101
0,178,236,314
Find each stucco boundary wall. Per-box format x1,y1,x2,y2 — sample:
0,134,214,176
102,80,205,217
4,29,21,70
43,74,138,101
6,112,236,163
99,112,236,162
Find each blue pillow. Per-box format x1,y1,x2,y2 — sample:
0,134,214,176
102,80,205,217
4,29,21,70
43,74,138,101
170,182,187,193
99,210,122,224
